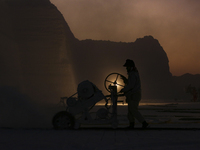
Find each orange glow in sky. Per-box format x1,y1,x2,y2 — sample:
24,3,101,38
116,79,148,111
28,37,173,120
50,0,200,76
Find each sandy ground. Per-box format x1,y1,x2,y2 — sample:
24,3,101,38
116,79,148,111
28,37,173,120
0,128,200,150
0,102,200,149
83,101,200,129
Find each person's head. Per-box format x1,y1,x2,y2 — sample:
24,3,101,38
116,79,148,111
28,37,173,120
123,59,137,72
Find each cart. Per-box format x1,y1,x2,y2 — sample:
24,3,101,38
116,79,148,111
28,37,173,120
52,73,126,129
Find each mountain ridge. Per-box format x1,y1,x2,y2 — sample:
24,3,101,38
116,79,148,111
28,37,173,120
1,0,199,101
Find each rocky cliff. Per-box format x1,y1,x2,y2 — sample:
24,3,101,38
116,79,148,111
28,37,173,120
1,0,200,128
1,0,199,104
1,0,77,106
71,36,173,98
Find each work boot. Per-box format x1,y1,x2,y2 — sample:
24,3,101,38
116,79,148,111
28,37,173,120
142,121,149,129
126,122,135,129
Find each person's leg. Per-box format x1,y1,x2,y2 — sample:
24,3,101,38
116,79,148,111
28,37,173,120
127,105,135,128
126,96,135,128
128,98,145,123
128,92,149,128
127,92,149,128
128,92,145,123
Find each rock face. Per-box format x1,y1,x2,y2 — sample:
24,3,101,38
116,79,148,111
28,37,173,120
1,0,199,104
172,74,200,100
71,36,173,98
1,0,200,128
1,0,77,105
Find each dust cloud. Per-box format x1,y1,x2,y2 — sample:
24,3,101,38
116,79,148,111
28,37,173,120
51,0,200,76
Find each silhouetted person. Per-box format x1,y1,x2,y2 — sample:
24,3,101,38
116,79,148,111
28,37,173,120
120,59,149,129
186,84,198,102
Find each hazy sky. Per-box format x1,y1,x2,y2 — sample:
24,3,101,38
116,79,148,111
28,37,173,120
50,0,200,76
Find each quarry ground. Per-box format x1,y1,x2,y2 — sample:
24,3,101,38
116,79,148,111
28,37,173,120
1,102,200,149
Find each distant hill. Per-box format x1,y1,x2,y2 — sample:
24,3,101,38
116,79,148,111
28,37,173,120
1,0,200,103
71,36,174,99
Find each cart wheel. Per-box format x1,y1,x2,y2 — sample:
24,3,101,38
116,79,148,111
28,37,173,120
52,111,75,130
104,73,125,93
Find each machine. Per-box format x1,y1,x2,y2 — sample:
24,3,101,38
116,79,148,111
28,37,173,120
52,73,126,129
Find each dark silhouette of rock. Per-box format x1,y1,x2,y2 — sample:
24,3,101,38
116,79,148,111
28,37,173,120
1,0,199,104
172,73,200,100
6,0,51,6
1,0,77,105
1,0,200,129
71,36,173,99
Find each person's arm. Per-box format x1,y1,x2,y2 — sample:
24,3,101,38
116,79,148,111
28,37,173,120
120,75,128,85
120,72,136,93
